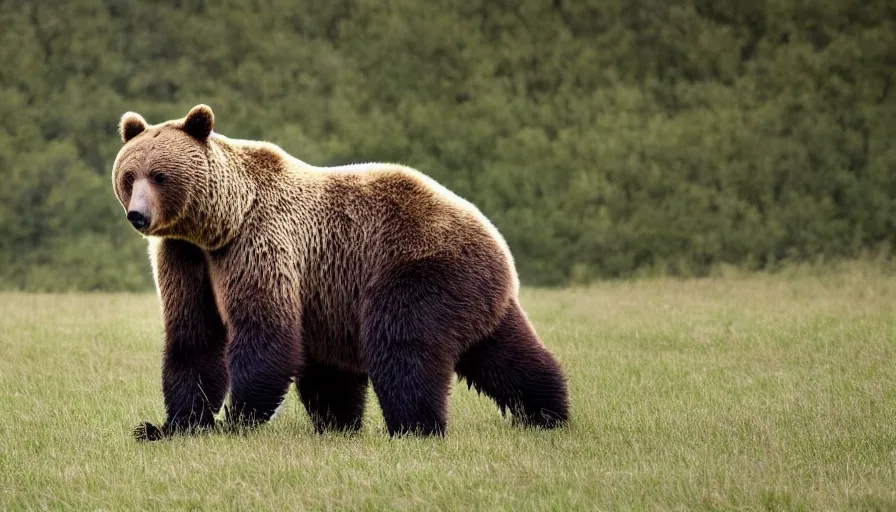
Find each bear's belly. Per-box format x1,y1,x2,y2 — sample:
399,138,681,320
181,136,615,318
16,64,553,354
300,298,365,373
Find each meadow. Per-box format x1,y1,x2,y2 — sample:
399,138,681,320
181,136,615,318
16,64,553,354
1,265,895,510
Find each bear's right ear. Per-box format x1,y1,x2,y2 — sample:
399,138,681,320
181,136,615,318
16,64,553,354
120,112,147,143
183,104,214,141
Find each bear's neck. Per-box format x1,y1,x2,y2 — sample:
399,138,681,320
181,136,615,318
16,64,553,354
185,139,259,251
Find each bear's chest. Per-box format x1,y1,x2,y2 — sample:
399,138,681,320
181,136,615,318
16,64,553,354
204,224,370,373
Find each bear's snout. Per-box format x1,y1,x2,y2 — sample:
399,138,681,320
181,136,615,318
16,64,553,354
126,179,154,233
127,211,150,232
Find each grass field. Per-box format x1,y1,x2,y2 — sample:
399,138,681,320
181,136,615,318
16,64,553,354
1,266,895,510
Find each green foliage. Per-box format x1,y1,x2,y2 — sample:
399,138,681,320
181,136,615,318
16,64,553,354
0,0,894,289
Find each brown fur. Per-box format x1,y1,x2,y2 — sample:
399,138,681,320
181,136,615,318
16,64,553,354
114,105,569,438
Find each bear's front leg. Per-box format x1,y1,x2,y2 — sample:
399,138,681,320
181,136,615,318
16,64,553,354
224,311,303,430
134,240,229,441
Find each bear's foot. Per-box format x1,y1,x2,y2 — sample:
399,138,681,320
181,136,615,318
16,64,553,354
387,421,446,438
132,421,166,441
508,405,569,430
132,420,218,441
220,404,276,435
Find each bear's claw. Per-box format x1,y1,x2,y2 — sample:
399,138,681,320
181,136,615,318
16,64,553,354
132,421,165,441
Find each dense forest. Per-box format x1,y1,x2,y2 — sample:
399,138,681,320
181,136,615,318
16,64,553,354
0,0,894,290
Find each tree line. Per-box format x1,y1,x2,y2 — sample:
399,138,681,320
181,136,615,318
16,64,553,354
0,0,894,290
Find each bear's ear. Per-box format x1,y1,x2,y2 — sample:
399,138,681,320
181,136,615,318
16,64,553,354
119,112,147,143
183,104,214,141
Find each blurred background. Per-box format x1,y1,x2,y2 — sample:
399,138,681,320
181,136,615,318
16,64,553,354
0,0,893,292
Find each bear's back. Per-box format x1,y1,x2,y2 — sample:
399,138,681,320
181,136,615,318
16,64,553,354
321,163,511,260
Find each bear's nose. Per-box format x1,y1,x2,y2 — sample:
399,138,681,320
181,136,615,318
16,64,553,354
127,211,149,230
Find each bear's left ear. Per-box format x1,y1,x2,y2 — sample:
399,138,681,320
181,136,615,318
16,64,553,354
183,104,214,141
120,112,147,143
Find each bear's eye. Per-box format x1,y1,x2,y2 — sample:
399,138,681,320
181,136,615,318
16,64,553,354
152,172,168,185
122,171,136,189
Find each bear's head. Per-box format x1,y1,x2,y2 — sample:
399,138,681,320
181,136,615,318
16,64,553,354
112,104,252,249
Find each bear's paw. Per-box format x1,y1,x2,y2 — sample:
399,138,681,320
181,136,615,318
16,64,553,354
132,421,166,442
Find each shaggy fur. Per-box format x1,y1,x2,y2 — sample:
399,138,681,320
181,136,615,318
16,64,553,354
112,104,570,439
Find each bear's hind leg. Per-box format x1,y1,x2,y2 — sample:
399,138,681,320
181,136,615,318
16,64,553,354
365,330,453,437
298,362,368,433
361,263,460,437
456,302,569,428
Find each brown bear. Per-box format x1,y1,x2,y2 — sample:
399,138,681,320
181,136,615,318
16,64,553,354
112,104,569,439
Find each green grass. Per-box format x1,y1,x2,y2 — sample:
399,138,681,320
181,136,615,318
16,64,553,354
2,266,896,510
